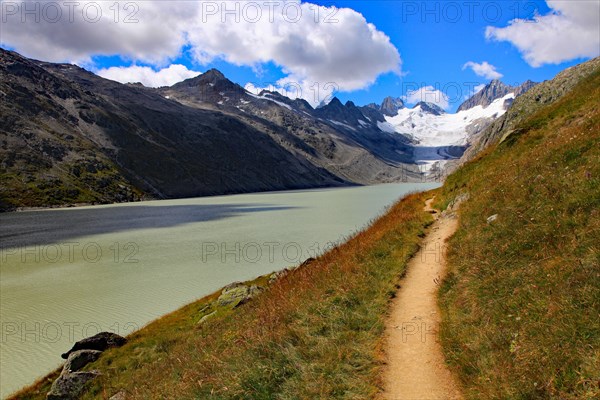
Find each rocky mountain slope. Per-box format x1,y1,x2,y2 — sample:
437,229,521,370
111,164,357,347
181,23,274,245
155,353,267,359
457,79,537,112
461,57,600,162
0,47,551,211
159,74,418,183
0,51,343,210
0,48,421,211
413,101,446,116
366,96,405,116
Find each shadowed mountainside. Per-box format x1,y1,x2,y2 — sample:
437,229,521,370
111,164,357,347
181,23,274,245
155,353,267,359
1,48,422,211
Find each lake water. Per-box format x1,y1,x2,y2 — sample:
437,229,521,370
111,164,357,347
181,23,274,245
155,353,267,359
0,183,438,397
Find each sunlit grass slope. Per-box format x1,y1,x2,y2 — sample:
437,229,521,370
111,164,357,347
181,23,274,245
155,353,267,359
11,191,434,399
437,66,600,399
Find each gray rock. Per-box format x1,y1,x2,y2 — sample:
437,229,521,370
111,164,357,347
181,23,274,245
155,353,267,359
46,334,115,398
61,332,127,359
380,96,405,116
46,370,100,400
109,390,127,400
63,350,102,373
217,283,263,307
487,214,499,224
198,311,217,325
413,102,445,115
447,193,470,212
268,269,290,283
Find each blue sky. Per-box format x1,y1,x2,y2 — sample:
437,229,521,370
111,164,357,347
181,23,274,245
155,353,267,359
1,1,598,111
328,0,560,107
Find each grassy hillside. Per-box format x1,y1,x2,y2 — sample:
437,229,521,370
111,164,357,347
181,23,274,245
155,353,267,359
436,66,600,398
11,191,434,399
10,60,599,400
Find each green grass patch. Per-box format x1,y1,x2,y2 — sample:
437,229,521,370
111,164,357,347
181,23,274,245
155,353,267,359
437,67,600,399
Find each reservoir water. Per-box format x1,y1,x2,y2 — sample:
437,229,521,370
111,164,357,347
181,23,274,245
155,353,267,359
0,183,438,397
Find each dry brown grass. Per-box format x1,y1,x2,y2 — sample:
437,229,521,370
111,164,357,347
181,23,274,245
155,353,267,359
11,191,434,400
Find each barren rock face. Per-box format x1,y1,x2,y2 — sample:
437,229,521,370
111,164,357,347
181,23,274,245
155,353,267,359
61,331,127,359
62,350,102,373
46,331,128,399
47,371,101,400
217,283,264,308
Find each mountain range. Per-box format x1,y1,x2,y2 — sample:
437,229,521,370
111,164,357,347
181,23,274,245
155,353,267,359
0,48,537,210
457,79,537,112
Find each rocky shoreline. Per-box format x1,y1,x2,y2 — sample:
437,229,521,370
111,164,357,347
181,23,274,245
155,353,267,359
34,262,311,400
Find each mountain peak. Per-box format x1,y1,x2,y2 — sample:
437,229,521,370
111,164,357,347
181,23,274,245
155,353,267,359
203,68,226,80
365,96,404,117
380,97,405,116
324,97,344,109
171,68,226,88
413,101,445,115
486,79,513,93
314,96,374,127
457,80,513,112
458,79,538,112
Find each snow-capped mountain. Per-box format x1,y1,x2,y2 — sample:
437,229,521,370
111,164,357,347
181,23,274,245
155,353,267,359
457,79,539,111
386,93,514,147
457,79,513,112
0,46,540,209
160,69,535,180
412,102,445,116
379,79,537,173
159,69,419,183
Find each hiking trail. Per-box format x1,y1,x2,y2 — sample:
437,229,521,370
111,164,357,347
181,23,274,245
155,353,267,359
382,197,463,400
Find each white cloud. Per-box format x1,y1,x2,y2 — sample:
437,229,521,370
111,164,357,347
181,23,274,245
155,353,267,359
0,1,195,65
187,1,400,93
0,0,400,99
486,0,600,67
96,64,202,87
462,61,503,80
404,86,450,110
